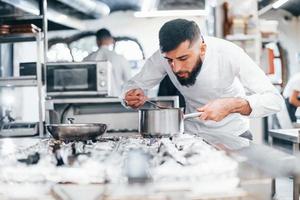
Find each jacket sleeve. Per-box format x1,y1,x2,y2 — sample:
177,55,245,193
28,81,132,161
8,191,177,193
231,45,283,118
121,50,167,100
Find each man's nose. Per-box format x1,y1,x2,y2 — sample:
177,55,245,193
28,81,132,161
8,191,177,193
171,61,181,72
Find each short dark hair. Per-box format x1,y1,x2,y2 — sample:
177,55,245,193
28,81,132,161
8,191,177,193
159,19,201,52
96,28,112,41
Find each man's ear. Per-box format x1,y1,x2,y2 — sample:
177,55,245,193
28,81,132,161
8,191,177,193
199,42,206,57
96,40,101,47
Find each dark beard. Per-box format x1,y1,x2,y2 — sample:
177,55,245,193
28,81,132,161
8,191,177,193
175,58,202,87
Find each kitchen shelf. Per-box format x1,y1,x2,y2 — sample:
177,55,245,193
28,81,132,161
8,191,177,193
226,33,261,65
46,96,179,106
0,0,46,137
226,34,258,41
0,30,44,137
0,33,42,43
262,38,278,44
0,76,37,87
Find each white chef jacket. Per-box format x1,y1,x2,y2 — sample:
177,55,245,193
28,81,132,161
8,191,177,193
84,47,131,96
122,36,283,136
283,72,300,98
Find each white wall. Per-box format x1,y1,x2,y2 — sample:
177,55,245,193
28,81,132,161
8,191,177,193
261,10,300,76
78,11,206,58
48,11,207,58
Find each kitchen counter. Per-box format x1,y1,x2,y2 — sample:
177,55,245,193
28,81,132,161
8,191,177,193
269,129,300,143
0,133,275,200
268,128,300,200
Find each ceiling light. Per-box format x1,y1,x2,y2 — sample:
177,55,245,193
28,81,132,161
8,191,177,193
272,0,290,9
134,10,207,18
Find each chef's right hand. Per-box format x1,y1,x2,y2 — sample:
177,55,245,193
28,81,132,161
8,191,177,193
124,89,147,109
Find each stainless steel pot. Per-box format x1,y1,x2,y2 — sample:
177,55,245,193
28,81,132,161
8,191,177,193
139,108,202,137
47,119,107,141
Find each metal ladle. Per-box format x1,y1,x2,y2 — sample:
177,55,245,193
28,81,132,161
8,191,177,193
145,100,170,109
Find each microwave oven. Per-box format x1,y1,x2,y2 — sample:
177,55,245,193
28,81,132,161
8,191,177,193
19,62,45,83
46,61,111,97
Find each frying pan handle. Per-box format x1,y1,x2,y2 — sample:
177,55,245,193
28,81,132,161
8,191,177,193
67,118,75,124
183,112,203,120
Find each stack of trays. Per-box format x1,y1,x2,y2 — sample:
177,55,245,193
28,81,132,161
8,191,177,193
0,24,41,35
0,25,10,35
10,24,41,34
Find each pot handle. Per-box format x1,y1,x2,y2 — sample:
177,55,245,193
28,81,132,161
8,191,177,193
183,112,203,120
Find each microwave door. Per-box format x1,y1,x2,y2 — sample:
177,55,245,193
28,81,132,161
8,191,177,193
54,68,89,90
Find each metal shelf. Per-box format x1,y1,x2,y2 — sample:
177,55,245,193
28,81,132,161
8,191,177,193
0,33,41,43
0,0,46,137
226,34,258,41
46,96,179,106
262,38,278,44
0,76,37,87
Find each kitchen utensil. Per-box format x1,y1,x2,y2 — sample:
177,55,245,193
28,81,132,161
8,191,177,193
145,100,169,109
47,118,107,141
0,24,10,35
10,24,40,34
139,108,202,137
184,112,203,120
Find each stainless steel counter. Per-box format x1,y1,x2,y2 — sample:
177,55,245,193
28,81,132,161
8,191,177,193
269,129,300,143
0,133,275,200
268,128,300,200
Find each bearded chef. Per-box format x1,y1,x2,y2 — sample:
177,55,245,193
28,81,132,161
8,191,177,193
122,19,283,140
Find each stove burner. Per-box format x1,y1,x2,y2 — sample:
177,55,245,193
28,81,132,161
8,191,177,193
17,152,40,165
0,135,239,190
52,143,64,166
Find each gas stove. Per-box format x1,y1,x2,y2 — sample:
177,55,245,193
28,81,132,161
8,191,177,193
0,134,239,194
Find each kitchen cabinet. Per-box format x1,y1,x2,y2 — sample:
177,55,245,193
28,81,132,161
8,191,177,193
223,0,261,65
268,128,300,200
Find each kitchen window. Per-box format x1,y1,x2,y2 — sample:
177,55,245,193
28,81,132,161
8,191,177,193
48,43,73,62
48,32,145,65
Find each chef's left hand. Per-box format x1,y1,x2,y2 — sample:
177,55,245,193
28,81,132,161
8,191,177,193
197,98,251,122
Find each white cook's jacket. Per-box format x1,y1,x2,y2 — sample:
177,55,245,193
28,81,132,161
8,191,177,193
84,47,131,96
122,36,283,136
283,72,300,98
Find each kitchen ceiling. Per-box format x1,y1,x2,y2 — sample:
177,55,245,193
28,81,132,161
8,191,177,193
259,0,300,16
0,0,205,30
49,0,205,18
280,0,300,16
156,0,205,10
99,0,143,12
1,0,299,31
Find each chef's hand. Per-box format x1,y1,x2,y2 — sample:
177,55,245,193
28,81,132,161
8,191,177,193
124,88,147,109
197,98,252,122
